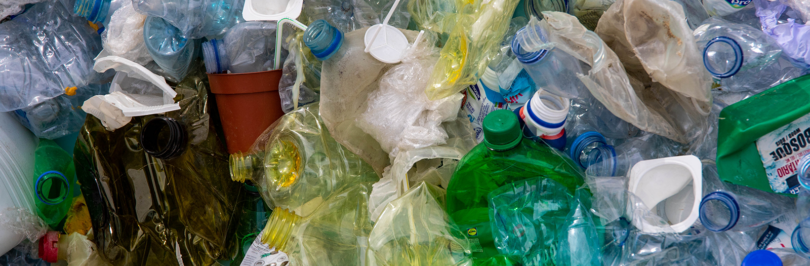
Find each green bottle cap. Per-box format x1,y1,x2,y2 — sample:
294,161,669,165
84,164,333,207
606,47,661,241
483,110,521,150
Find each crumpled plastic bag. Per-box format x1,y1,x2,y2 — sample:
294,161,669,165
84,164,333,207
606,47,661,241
755,0,810,69
595,0,713,103
101,0,151,65
73,63,242,266
367,182,474,266
319,27,420,175
536,12,699,143
279,32,321,113
359,32,463,160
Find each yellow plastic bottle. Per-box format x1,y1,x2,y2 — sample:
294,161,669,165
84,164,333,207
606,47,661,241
261,183,373,266
229,103,379,217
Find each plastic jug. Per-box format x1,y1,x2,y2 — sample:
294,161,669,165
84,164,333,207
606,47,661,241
144,16,200,81
445,109,584,262
202,22,277,74
229,103,379,217
32,139,76,229
260,183,373,266
0,112,39,257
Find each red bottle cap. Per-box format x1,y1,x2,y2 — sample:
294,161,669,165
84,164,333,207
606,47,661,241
38,231,59,263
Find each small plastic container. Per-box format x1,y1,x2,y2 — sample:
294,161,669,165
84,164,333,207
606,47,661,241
512,24,588,99
628,155,702,233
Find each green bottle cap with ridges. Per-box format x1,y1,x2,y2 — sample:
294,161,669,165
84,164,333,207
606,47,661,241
483,110,521,150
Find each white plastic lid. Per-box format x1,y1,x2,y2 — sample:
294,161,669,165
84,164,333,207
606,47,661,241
363,24,409,64
242,0,302,21
628,155,702,233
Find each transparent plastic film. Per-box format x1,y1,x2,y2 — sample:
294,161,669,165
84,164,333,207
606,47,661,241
367,182,474,266
229,103,379,218
279,31,321,113
101,0,152,65
423,0,521,100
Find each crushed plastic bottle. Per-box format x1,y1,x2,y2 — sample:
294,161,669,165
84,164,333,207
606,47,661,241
132,0,244,38
202,22,277,74
144,16,200,81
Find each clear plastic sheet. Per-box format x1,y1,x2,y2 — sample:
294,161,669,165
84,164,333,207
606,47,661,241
101,1,152,65
222,22,277,73
537,12,701,144
359,31,464,160
0,0,43,21
0,0,102,112
0,208,47,245
319,27,420,175
367,182,474,266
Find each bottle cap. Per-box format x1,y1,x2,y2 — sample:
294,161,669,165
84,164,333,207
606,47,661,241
38,231,59,263
742,250,782,266
483,110,521,150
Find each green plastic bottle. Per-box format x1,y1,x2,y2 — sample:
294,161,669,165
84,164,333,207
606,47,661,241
445,110,584,264
33,139,76,229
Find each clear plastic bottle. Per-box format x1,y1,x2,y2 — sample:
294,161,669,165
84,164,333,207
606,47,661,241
229,103,379,217
511,23,589,100
132,0,243,38
202,22,277,74
699,182,795,232
13,84,108,140
32,139,76,229
260,183,372,266
73,0,126,27
446,109,584,263
143,16,200,81
694,17,784,92
303,19,344,62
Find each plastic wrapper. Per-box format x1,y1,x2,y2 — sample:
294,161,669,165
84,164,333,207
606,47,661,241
0,208,47,245
101,0,152,65
13,84,109,140
755,0,810,69
359,31,464,160
423,0,521,100
571,0,614,30
73,63,243,266
367,182,474,266
536,12,700,144
0,0,102,112
319,27,420,175
230,103,379,217
407,0,464,35
488,178,601,266
279,32,321,113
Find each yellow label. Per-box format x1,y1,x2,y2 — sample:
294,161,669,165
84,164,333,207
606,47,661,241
467,227,477,236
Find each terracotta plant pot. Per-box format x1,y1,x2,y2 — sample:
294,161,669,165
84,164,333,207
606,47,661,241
208,70,284,154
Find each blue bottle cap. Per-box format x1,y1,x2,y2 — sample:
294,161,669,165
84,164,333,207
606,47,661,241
742,250,782,266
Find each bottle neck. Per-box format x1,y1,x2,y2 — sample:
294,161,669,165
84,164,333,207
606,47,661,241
229,151,261,183
699,191,740,232
140,117,187,159
261,207,302,253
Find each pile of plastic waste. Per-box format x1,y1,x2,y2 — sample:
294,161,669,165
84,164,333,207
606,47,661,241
3,0,810,264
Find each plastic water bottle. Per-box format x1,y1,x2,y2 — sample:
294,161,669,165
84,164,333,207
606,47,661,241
511,23,589,100
144,16,199,81
303,19,344,61
695,18,785,92
13,84,108,140
202,22,277,74
73,0,126,27
132,0,244,38
699,182,794,232
32,139,76,229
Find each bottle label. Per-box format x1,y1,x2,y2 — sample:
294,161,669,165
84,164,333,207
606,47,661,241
724,0,751,9
755,225,792,250
463,84,506,143
240,235,289,266
754,112,810,194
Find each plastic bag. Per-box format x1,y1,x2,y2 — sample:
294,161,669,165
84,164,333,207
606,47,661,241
423,0,522,100
0,0,102,112
407,0,464,35
74,63,242,266
319,27,420,175
537,12,698,143
302,0,382,33
359,31,464,160
367,182,474,266
595,0,713,103
279,32,321,113
101,1,151,65
0,0,43,21
755,0,810,69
